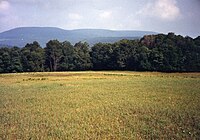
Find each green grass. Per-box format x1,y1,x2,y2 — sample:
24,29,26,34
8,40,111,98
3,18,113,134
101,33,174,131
0,71,200,139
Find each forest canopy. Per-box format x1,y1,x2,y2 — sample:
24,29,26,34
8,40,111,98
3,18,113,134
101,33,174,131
0,33,200,73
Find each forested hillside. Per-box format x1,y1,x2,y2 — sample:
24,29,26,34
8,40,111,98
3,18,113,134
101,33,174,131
0,33,200,73
0,27,154,47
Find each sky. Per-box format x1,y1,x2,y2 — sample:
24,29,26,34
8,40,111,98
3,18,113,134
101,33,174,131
0,0,200,37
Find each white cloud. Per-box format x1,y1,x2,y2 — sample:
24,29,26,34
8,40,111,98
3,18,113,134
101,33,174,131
66,20,80,29
66,13,83,29
68,13,82,20
138,0,180,21
0,0,10,12
99,11,112,19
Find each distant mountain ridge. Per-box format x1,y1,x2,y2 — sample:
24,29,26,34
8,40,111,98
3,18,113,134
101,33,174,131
0,27,157,47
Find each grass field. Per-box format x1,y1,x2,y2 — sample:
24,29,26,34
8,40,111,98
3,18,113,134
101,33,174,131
0,71,200,139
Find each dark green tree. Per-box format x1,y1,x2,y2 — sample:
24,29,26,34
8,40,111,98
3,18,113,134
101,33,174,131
45,40,62,71
58,41,75,71
114,39,138,70
1,32,200,73
10,47,23,72
74,42,92,70
0,47,11,73
21,41,44,72
136,46,151,70
194,36,200,47
91,43,115,70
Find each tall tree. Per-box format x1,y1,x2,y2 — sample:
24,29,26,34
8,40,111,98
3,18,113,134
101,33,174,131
136,45,151,70
45,40,62,71
1,32,200,73
113,39,138,70
74,42,92,70
0,47,11,73
21,41,44,72
58,41,75,71
194,36,200,47
91,43,115,70
10,47,23,72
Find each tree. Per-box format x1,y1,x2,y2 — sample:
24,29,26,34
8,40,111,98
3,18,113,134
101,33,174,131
114,39,138,70
74,42,92,70
10,47,23,72
1,32,200,73
91,43,115,70
0,47,11,73
21,41,44,72
136,46,151,70
58,41,75,71
45,40,62,71
149,48,164,71
194,36,200,47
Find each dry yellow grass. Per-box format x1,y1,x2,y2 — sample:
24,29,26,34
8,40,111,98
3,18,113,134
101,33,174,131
0,71,200,139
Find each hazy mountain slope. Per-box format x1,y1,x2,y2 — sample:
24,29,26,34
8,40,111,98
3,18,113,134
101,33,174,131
0,27,157,47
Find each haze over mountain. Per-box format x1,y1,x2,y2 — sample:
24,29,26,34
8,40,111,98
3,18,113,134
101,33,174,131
0,27,157,47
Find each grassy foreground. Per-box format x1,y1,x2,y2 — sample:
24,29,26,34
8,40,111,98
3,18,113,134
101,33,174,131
0,71,200,139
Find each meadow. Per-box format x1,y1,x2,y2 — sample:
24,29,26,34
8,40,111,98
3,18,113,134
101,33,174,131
0,71,200,139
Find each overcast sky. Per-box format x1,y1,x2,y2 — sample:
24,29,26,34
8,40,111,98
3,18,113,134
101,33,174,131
0,0,199,37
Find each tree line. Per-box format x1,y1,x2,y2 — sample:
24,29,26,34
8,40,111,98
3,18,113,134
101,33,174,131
0,32,200,73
